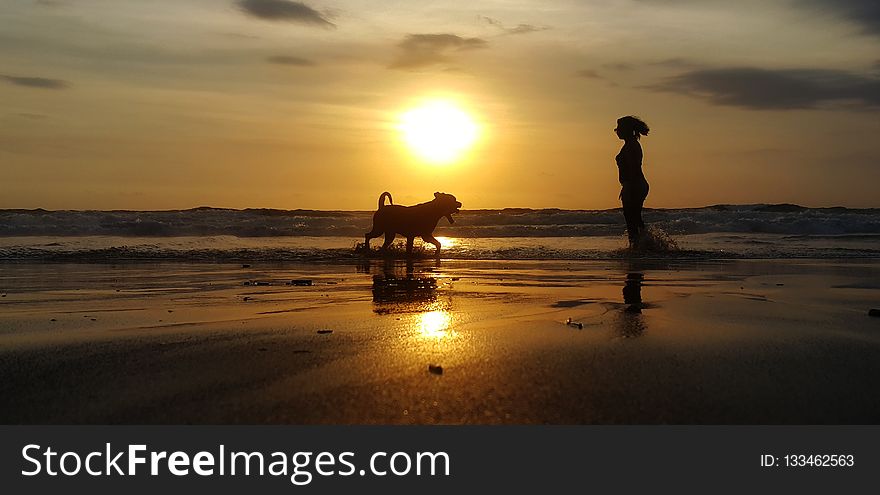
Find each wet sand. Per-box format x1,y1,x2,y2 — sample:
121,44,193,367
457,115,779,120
1,259,879,424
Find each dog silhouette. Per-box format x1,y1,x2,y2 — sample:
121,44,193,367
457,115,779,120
364,191,461,257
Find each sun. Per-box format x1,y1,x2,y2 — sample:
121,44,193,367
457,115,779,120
398,100,479,164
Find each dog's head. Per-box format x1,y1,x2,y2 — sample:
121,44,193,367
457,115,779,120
433,192,462,224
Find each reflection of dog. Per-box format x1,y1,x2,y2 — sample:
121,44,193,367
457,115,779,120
364,191,461,256
372,274,437,312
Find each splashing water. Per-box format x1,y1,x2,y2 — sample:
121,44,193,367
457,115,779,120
353,240,433,259
612,226,679,256
636,226,679,252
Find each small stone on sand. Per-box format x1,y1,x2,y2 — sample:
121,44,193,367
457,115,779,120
565,318,584,329
317,329,333,334
428,364,443,375
869,309,880,317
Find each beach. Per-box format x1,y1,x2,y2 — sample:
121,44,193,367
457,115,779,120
2,257,879,424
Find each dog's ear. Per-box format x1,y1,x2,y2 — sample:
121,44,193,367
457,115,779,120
434,192,440,198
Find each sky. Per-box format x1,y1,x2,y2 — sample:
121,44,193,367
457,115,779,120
1,0,879,210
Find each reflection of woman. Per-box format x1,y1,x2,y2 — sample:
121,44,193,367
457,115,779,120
614,116,650,248
618,272,646,338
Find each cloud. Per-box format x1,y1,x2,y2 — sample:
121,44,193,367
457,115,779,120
575,69,603,79
479,16,549,35
602,62,633,71
267,55,316,66
574,69,619,87
649,58,700,69
1,74,70,89
389,34,488,69
799,0,880,36
217,31,261,39
636,1,880,36
648,67,880,110
236,0,335,28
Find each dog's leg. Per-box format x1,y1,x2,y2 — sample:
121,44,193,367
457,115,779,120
381,232,396,251
422,234,442,257
364,228,381,250
406,237,414,257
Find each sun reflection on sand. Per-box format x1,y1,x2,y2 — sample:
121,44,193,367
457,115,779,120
418,309,452,339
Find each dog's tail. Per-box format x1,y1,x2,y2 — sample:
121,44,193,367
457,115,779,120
378,192,393,209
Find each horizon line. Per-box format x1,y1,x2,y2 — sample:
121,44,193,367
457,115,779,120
1,202,878,213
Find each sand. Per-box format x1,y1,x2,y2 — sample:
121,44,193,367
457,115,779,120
1,258,879,424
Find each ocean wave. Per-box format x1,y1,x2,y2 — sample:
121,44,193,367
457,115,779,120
1,205,879,238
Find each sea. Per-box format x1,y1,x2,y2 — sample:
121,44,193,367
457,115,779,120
1,205,878,262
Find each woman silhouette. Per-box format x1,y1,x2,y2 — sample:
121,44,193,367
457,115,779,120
614,116,650,248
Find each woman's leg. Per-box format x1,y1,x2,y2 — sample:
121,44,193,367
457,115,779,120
622,194,639,247
623,182,648,248
634,182,649,245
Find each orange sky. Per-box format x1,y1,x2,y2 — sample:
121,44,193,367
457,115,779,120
1,0,879,210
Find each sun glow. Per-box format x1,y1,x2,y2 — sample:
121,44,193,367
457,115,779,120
398,100,479,164
434,236,456,249
418,310,452,339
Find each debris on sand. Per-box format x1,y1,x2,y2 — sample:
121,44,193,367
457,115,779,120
565,318,584,330
317,329,333,334
289,279,312,286
869,309,880,317
428,364,443,375
241,264,251,268
50,318,56,322
243,280,270,286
